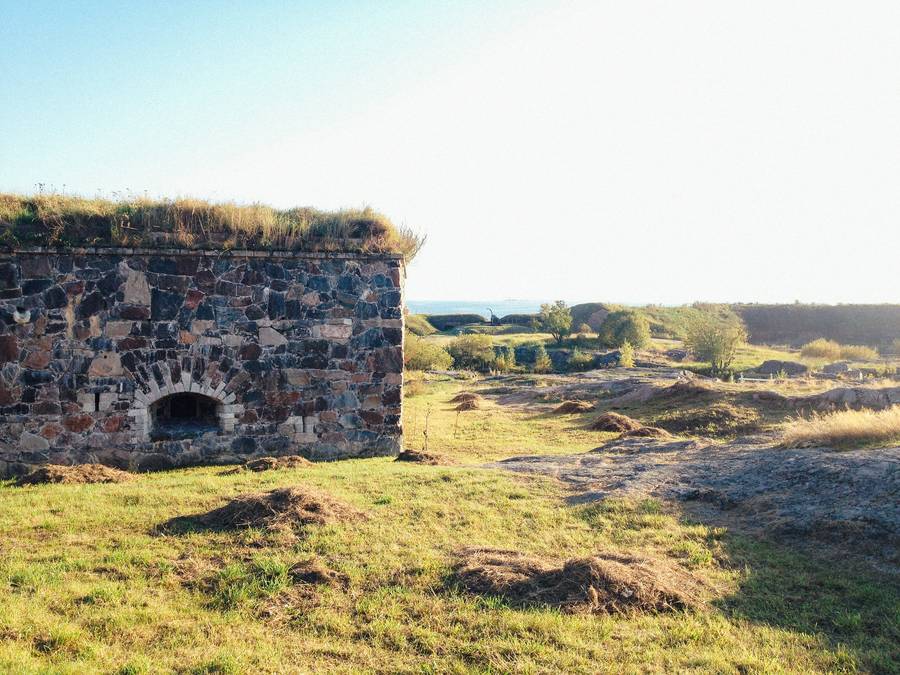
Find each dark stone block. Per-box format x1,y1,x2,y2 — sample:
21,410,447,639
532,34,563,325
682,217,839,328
78,291,106,318
20,257,51,278
370,273,393,288
245,304,265,320
119,305,151,320
151,288,183,321
378,290,401,309
43,286,67,309
21,370,55,386
267,292,285,319
148,257,178,274
97,271,121,296
0,335,18,362
21,278,54,295
239,343,262,360
231,436,257,454
301,353,329,369
0,263,18,289
355,302,379,319
306,275,330,292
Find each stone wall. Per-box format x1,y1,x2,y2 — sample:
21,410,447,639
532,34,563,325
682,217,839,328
0,248,404,476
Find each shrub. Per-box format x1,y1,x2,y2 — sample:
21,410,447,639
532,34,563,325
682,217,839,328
538,301,573,345
782,406,900,449
800,338,842,360
447,334,496,372
566,348,595,372
404,334,452,371
618,340,635,368
405,314,437,336
839,344,880,361
533,344,552,373
577,323,592,335
495,347,517,372
800,339,880,361
598,310,651,349
684,308,747,377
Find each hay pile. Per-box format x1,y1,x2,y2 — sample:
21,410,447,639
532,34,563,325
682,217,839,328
553,400,594,415
15,463,132,486
589,412,643,432
620,426,671,439
243,456,314,472
395,450,454,465
195,487,363,533
455,399,481,411
289,558,350,588
450,392,481,403
451,548,701,615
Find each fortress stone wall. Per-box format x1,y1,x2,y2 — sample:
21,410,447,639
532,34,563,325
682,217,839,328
0,247,404,475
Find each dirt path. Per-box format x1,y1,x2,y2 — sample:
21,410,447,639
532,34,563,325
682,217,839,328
493,437,900,565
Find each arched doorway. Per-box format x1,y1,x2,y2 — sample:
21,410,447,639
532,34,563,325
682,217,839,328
149,392,223,441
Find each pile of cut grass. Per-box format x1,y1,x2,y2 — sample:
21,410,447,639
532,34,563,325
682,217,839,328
781,405,900,448
0,193,423,260
14,464,132,485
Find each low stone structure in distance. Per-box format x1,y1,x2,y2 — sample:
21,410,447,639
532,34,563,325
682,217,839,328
0,196,414,475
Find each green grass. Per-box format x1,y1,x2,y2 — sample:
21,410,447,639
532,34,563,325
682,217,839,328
404,314,437,336
0,376,897,672
0,193,423,259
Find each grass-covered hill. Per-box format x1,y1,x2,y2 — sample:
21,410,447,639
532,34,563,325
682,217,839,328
0,193,423,259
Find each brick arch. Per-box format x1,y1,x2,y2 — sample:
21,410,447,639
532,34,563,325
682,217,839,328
128,363,242,442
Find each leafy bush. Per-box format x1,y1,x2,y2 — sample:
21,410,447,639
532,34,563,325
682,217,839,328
618,340,635,368
405,314,437,336
838,344,880,361
800,338,842,360
566,348,595,372
538,301,573,345
494,347,517,373
533,344,552,373
598,310,651,349
404,334,452,371
447,334,496,372
801,339,880,361
684,308,747,377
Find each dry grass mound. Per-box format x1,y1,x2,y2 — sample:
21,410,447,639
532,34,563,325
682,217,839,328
782,405,900,449
455,399,481,412
167,487,364,534
620,426,671,439
450,548,702,615
15,463,132,486
244,456,314,472
656,403,761,437
394,450,454,465
553,400,595,415
289,558,350,589
590,412,643,432
449,392,482,404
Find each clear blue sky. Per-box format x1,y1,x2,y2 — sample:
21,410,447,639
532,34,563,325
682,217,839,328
3,1,899,304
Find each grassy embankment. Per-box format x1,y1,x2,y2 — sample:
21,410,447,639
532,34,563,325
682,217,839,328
0,377,897,672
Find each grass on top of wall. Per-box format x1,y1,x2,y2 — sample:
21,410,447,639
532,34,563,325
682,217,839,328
0,193,424,260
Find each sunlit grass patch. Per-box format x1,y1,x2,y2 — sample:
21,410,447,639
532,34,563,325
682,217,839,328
782,405,900,449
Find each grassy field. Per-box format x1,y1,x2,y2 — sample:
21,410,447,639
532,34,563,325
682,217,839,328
0,377,897,673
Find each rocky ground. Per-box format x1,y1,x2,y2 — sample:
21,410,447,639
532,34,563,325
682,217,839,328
494,435,900,567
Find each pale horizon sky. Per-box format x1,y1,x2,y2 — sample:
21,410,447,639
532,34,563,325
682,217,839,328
2,1,898,305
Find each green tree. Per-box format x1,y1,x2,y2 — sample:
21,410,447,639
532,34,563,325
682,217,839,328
684,309,747,377
598,310,650,348
539,300,573,346
447,334,496,372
